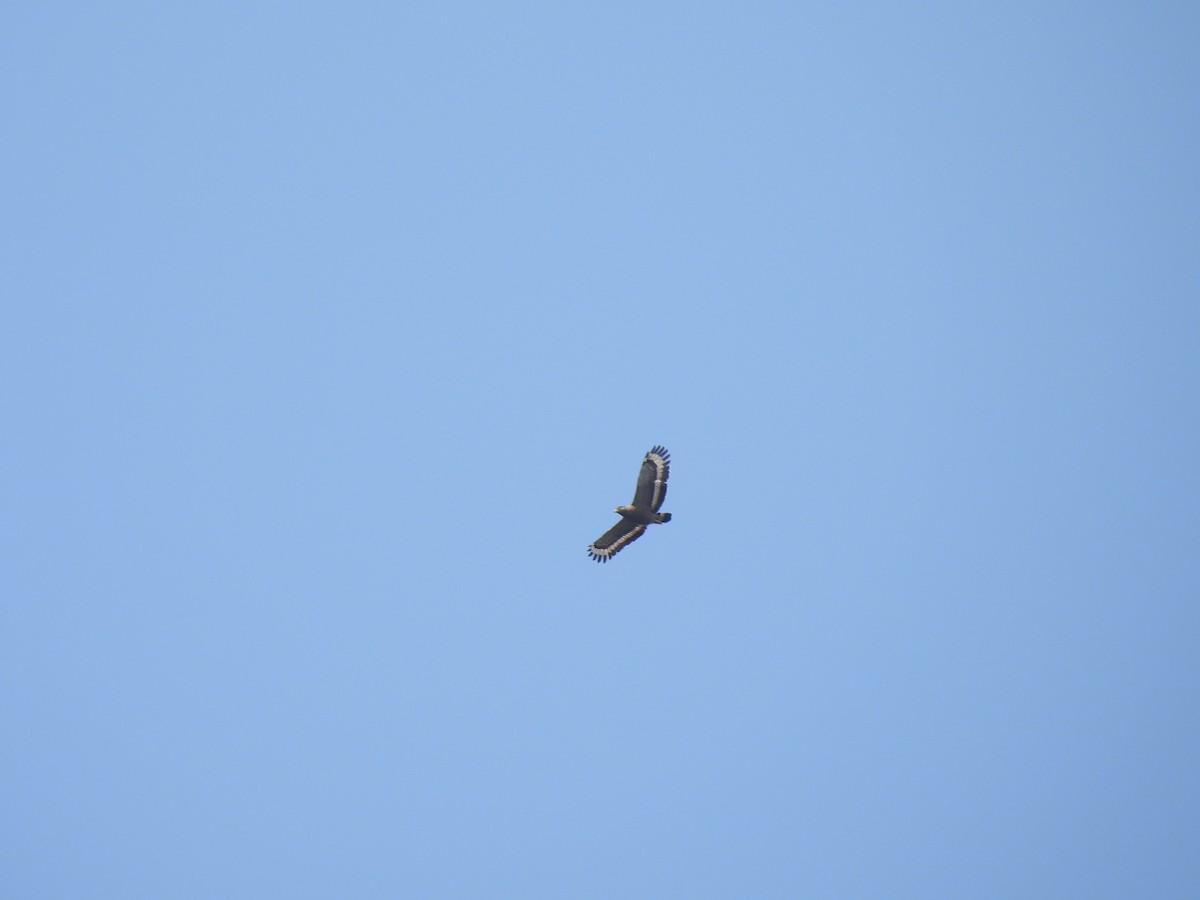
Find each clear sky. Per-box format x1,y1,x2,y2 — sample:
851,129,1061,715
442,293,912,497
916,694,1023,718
4,3,1198,897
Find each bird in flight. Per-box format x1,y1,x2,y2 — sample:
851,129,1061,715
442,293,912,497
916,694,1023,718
587,445,672,563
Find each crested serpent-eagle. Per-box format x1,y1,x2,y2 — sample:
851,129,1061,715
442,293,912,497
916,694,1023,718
587,445,672,563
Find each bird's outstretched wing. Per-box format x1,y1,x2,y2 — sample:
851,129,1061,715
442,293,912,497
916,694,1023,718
630,445,670,512
587,520,647,563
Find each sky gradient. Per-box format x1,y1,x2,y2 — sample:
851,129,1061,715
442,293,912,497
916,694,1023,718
4,3,1199,897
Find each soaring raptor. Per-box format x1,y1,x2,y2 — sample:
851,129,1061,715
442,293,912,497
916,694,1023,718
587,445,672,563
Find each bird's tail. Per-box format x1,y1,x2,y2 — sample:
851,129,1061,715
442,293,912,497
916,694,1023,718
656,512,672,523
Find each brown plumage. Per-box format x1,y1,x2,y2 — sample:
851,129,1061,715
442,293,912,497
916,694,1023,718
587,445,672,563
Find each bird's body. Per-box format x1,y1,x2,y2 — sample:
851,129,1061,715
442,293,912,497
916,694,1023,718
587,445,672,562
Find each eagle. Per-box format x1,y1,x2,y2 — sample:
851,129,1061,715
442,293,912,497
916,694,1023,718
587,445,672,563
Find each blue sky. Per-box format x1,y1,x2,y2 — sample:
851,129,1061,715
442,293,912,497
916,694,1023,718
4,3,1198,897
